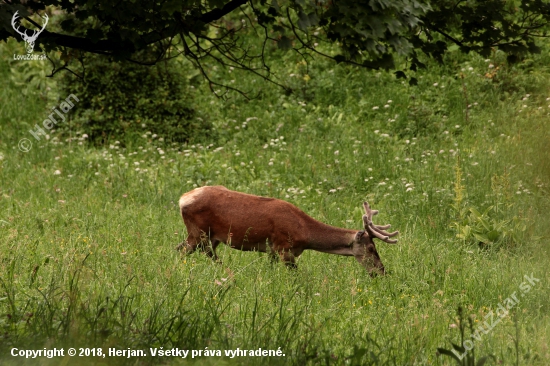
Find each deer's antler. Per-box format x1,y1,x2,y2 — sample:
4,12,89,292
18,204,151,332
362,201,399,244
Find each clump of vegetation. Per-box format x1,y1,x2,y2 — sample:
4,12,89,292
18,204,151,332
452,205,527,249
437,306,496,366
451,157,527,249
58,54,209,143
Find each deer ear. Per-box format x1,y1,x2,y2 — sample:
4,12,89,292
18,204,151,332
355,230,365,241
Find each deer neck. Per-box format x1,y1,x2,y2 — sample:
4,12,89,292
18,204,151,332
305,219,357,253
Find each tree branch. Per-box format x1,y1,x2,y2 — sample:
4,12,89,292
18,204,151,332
8,0,250,55
199,0,248,24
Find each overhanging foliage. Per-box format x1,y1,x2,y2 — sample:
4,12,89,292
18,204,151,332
1,0,550,93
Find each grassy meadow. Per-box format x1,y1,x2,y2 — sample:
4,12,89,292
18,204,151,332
0,38,549,365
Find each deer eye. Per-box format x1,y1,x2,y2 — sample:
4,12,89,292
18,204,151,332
368,246,375,253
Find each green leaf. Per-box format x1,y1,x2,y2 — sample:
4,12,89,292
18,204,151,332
277,36,292,50
482,206,494,216
297,11,308,30
451,343,466,353
60,19,77,32
478,217,491,232
436,348,463,364
487,230,500,242
162,0,183,14
394,70,407,79
473,232,491,244
469,207,482,218
334,55,346,64
207,0,225,8
460,225,471,239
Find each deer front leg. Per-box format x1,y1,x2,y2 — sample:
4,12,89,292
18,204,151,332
268,250,279,265
279,251,297,269
276,248,304,269
203,239,222,263
176,234,201,254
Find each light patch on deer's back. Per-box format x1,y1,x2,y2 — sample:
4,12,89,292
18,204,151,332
178,187,205,209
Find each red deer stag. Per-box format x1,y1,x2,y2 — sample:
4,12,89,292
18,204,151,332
177,186,398,275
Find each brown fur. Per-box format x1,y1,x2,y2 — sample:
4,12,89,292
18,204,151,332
177,186,396,275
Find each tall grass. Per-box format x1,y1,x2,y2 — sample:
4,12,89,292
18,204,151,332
0,39,549,365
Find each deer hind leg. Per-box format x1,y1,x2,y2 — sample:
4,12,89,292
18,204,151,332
268,250,279,265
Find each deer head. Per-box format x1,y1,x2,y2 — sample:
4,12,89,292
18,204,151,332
352,201,399,275
11,11,49,54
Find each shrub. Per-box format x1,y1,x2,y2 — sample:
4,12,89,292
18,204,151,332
58,55,210,143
